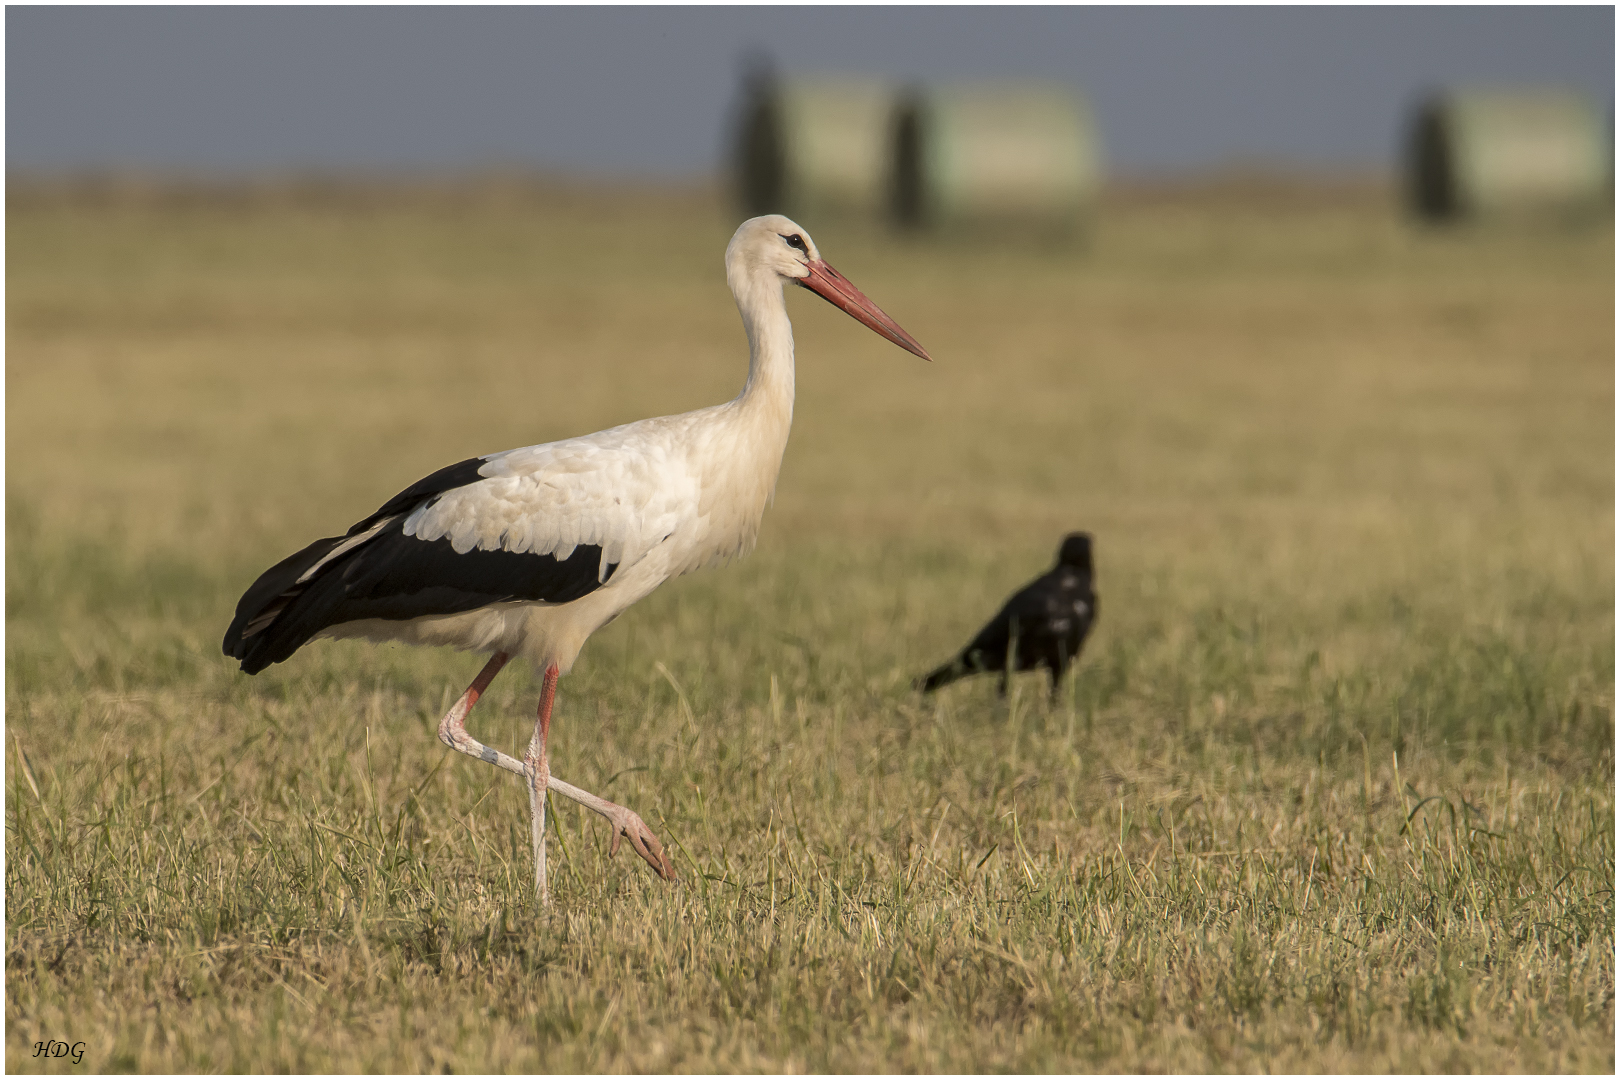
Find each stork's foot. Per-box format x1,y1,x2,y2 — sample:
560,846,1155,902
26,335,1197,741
605,804,677,881
546,775,676,881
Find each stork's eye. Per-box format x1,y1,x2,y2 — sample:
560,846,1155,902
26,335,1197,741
781,233,808,253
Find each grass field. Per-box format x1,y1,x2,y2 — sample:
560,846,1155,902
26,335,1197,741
6,177,1613,1071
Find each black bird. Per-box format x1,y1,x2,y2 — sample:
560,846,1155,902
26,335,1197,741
917,533,1097,698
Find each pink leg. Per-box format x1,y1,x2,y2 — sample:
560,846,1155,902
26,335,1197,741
523,666,558,901
522,667,677,891
435,654,676,896
436,652,519,769
549,775,676,881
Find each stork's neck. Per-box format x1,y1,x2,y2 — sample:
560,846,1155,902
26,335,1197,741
734,274,796,423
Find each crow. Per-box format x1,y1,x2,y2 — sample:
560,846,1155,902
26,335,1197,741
917,532,1097,698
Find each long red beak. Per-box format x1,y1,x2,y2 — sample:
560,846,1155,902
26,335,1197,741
797,259,932,361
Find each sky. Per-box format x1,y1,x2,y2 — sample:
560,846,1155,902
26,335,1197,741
6,6,1613,180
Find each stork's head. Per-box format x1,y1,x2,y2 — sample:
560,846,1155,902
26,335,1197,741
726,214,931,361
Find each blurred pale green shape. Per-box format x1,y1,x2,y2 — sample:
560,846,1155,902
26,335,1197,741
736,76,896,225
1408,87,1610,221
898,82,1102,241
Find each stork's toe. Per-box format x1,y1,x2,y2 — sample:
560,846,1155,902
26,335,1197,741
607,806,677,881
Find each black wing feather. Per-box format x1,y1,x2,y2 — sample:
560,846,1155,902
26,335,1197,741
222,456,617,675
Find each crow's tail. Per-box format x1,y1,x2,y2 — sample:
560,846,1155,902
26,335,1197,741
916,659,967,694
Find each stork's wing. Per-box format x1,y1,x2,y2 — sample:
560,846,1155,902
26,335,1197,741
223,433,697,674
409,436,695,584
224,457,491,630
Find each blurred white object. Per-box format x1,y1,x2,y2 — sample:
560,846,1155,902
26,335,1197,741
894,82,1103,243
735,72,897,224
1407,88,1610,221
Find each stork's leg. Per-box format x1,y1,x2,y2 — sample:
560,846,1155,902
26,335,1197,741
523,666,558,903
434,653,676,885
436,651,516,767
524,667,677,885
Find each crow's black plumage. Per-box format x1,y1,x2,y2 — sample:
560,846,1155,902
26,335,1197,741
917,532,1097,698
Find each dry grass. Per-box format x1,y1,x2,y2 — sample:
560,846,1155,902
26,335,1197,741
6,178,1613,1071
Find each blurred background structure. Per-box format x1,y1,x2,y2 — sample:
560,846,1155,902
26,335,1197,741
735,71,899,225
736,66,1103,241
1406,88,1611,222
891,82,1102,241
738,71,1608,238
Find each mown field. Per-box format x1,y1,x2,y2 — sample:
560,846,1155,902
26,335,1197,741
6,177,1613,1071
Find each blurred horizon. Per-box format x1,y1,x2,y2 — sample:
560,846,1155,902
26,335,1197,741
7,6,1613,182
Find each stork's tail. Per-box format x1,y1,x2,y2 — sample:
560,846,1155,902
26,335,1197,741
222,533,354,675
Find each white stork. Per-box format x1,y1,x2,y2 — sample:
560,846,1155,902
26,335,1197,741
222,215,931,903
